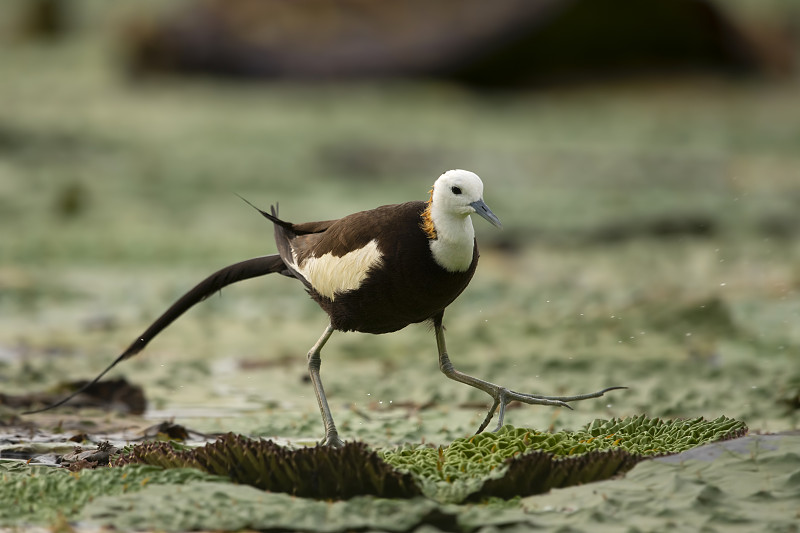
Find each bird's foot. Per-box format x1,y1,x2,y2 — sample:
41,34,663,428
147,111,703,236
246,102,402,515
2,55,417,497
319,431,345,448
475,386,627,434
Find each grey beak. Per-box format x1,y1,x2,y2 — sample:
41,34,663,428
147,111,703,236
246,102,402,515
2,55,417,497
470,199,502,228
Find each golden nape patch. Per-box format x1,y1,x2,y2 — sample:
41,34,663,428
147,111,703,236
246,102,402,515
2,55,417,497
420,189,437,240
295,239,384,300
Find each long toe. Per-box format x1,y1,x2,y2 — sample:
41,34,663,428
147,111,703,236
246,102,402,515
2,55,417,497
484,385,626,432
511,386,625,405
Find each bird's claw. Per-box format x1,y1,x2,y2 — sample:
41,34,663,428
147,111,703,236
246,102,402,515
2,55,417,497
474,385,627,434
319,432,345,448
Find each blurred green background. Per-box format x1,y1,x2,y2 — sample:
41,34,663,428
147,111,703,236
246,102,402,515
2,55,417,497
1,0,799,445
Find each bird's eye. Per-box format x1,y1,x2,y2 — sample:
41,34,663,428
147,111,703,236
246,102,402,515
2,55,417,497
451,186,462,195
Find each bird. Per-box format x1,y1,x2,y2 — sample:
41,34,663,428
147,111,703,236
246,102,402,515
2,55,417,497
24,169,623,446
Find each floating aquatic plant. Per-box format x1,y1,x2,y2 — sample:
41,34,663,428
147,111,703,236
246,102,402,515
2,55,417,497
381,415,747,501
115,416,746,503
115,433,421,500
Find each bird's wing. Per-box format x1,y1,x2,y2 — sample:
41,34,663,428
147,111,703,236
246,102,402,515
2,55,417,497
293,201,426,260
240,198,425,295
282,203,428,301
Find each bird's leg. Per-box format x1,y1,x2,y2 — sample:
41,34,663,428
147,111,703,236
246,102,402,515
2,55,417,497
307,323,344,447
433,316,625,434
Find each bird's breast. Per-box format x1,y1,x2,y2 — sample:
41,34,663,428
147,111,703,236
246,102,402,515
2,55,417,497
425,209,476,272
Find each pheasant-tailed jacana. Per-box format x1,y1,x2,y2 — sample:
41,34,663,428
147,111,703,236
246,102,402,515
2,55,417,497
25,169,623,446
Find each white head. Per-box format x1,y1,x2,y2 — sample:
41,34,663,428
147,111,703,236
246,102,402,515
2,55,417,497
425,169,501,272
431,169,501,227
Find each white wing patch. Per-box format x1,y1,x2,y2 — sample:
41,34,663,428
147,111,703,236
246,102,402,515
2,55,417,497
293,239,383,300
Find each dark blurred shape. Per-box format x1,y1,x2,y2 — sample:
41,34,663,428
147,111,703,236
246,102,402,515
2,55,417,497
2,378,146,415
0,124,27,152
54,181,89,219
778,376,800,412
759,213,800,240
590,213,718,244
141,420,192,441
123,0,766,86
18,0,70,40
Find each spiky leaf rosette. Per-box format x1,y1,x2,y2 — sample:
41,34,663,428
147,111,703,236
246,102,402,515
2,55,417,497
115,433,421,500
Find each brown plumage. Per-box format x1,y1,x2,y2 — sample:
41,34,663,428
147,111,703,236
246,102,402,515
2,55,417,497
264,201,476,334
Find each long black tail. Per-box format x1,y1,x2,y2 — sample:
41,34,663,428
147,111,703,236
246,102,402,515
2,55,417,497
23,254,288,415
